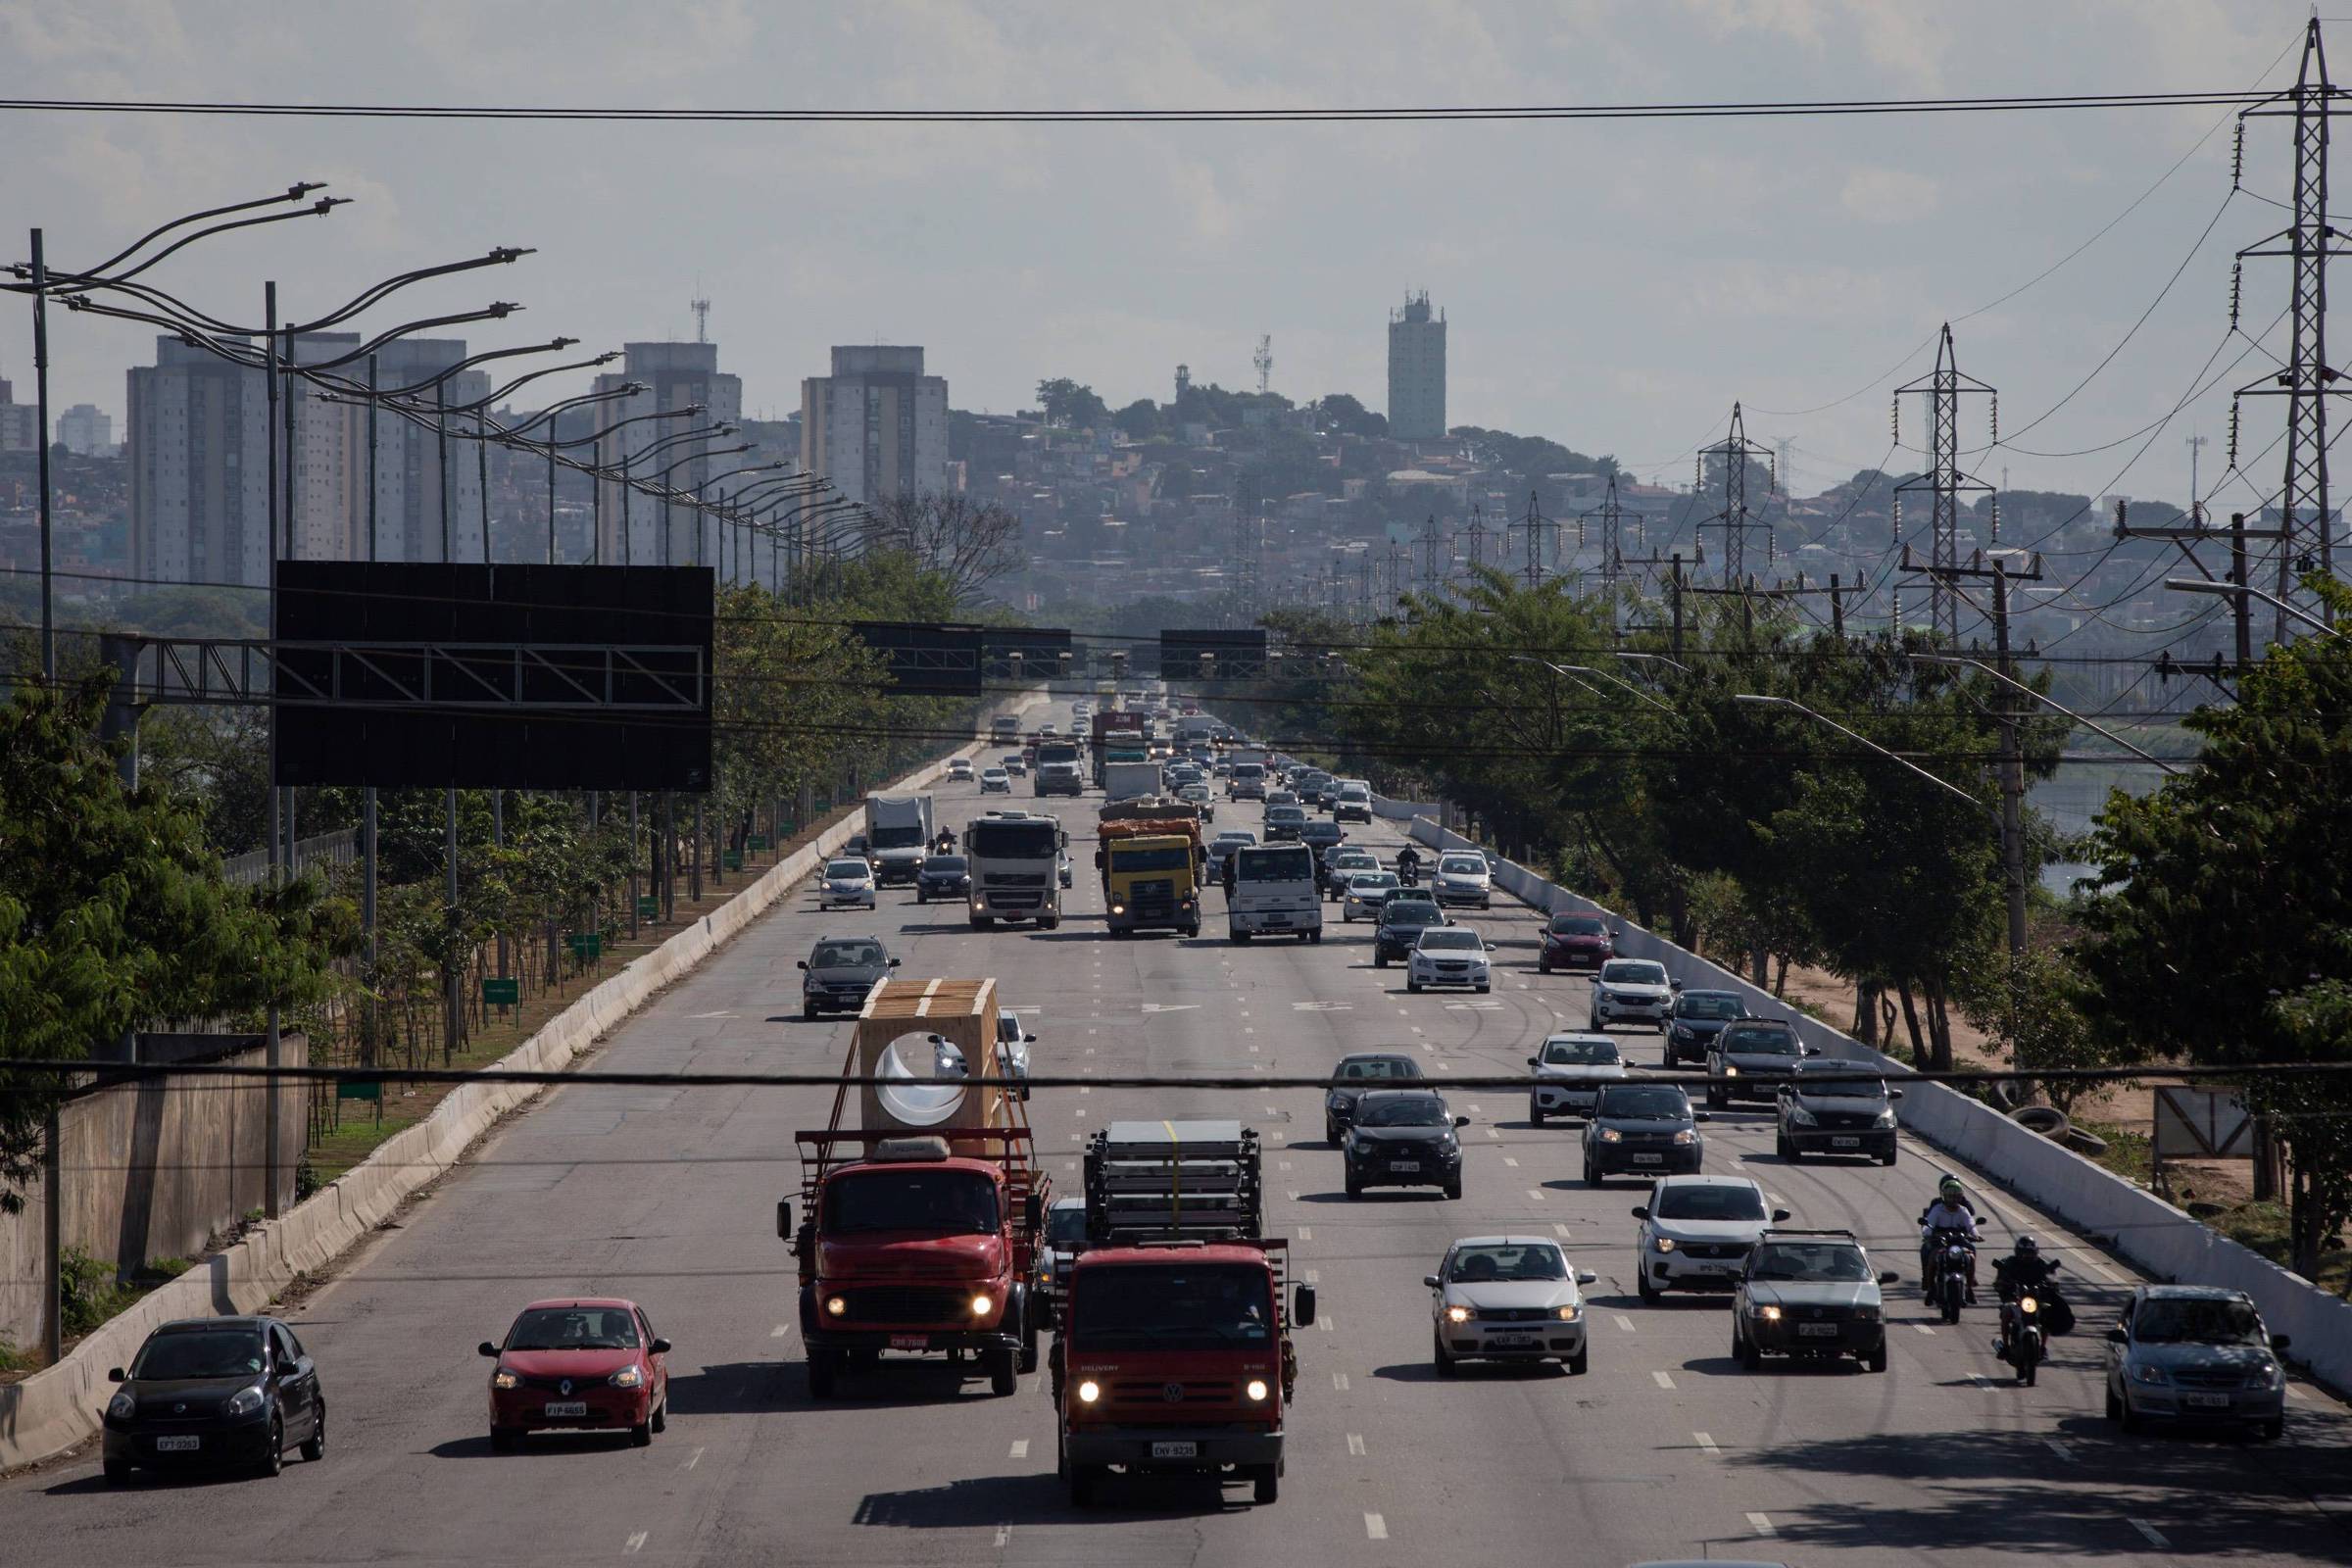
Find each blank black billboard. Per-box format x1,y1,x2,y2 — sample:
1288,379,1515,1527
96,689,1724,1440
1158,627,1268,680
851,620,985,697
273,562,713,791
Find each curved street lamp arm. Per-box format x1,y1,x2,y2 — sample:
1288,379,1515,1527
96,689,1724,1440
290,247,533,334
1732,694,1993,816
89,198,348,292
78,182,329,279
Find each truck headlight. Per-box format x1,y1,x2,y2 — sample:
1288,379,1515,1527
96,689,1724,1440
826,1295,848,1316
1110,903,1125,915
969,1293,994,1317
1245,1379,1270,1402
1077,1379,1101,1403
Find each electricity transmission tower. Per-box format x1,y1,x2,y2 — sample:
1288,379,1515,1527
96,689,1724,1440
1580,474,1642,638
1253,333,1273,396
1462,504,1488,580
1696,403,1777,587
1418,513,1445,589
2233,16,2350,636
1893,323,1997,644
1518,491,1551,587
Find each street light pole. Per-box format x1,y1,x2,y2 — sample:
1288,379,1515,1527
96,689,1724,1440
28,228,52,682
2164,576,2335,634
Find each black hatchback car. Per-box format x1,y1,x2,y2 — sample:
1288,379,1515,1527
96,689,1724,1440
1777,1059,1903,1165
1663,988,1747,1066
1582,1082,1709,1185
1324,1051,1425,1142
798,934,900,1019
1342,1089,1467,1200
104,1315,324,1483
1372,896,1449,967
913,854,970,905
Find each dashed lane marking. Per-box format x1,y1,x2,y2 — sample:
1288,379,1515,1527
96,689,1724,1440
1280,1160,1293,1170
1694,1432,1719,1456
1079,1086,1091,1094
1364,1514,1389,1541
1298,1226,1311,1240
1502,1156,1520,1167
1745,1512,1775,1538
1317,1315,1336,1332
1332,1372,1349,1391
2130,1519,2172,1549
1289,1192,1300,1201
1614,1315,1636,1333
2044,1439,2073,1462
996,1524,1011,1548
1914,1324,1936,1336
1526,1189,1545,1202
625,1533,649,1555
1552,1223,1572,1239
1409,1025,1424,1035
682,1446,705,1471
1652,1371,1676,1389
1009,1440,1029,1459
1347,1433,1366,1456
1304,1269,1320,1283
769,1324,790,1339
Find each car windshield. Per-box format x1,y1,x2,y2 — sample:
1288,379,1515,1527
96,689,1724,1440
505,1306,642,1351
1722,1025,1799,1054
1268,808,1305,822
2134,1297,2264,1345
966,820,1058,857
1071,1263,1274,1351
1349,873,1397,891
1047,1206,1090,1246
1550,916,1607,937
1656,1185,1769,1222
824,860,869,880
1339,1056,1420,1081
1111,846,1194,871
1419,929,1482,951
1542,1039,1621,1066
1340,787,1369,801
924,857,967,873
1676,994,1743,1019
131,1328,266,1381
1237,847,1315,882
1449,1244,1567,1283
1601,960,1668,985
809,940,884,967
1358,1096,1448,1127
1216,833,1255,848
1383,902,1441,925
1335,852,1376,867
1797,1065,1887,1099
825,1170,999,1235
1597,1087,1690,1120
1749,1243,1871,1283
1439,856,1485,875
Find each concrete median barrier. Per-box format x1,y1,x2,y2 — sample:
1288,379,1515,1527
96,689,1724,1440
0,697,1040,1473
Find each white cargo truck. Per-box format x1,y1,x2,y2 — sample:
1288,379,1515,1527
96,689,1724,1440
863,794,934,886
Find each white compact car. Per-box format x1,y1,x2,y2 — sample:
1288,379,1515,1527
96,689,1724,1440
997,1008,1037,1101
818,857,877,909
1342,870,1400,921
979,767,1012,795
948,757,974,781
1407,927,1493,994
1427,1236,1596,1375
1526,1033,1628,1123
1631,1174,1788,1302
1431,851,1494,909
1590,958,1678,1030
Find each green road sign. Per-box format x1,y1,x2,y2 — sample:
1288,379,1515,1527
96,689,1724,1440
721,850,744,871
336,1078,382,1102
747,835,769,852
566,931,603,961
637,895,660,919
482,976,520,1006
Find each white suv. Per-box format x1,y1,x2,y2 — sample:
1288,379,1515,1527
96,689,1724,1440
1590,958,1676,1030
1432,852,1493,909
1631,1174,1788,1302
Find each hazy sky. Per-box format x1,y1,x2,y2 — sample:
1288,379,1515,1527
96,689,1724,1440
3,1,2333,509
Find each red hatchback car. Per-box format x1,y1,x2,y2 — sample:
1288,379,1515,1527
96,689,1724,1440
479,1298,671,1449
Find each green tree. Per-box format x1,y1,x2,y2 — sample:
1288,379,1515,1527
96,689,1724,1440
1034,377,1109,431
1314,393,1388,440
1112,399,1164,441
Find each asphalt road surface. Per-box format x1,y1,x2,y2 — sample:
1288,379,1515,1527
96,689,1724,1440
9,699,2348,1566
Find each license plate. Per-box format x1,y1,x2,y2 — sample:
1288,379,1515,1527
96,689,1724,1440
1266,917,1289,926
153,1435,201,1452
1151,1441,1199,1459
1631,1152,1663,1164
1796,1323,1840,1338
1391,1160,1421,1172
1699,1264,1734,1275
1490,1334,1540,1348
1831,1136,1861,1149
544,1401,588,1417
2184,1392,2232,1408
889,1335,928,1350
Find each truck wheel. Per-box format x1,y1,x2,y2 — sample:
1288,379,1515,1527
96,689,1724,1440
1019,1326,1040,1375
1251,1465,1279,1504
1232,930,1252,944
1043,915,1059,931
1345,1172,1362,1199
1069,1463,1101,1508
807,1349,838,1400
971,914,995,930
1185,923,1200,938
987,1344,1018,1396
916,892,926,905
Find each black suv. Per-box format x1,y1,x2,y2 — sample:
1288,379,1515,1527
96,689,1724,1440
1777,1059,1903,1165
1664,989,1747,1065
798,934,900,1019
1706,1018,1815,1108
1342,1088,1466,1200
1324,1051,1425,1143
1732,1228,1896,1373
913,855,970,905
1581,1082,1708,1185
1373,896,1449,967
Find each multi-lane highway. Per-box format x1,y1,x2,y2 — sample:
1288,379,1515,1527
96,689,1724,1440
9,698,2347,1566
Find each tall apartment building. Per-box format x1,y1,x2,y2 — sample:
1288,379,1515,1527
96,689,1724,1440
1387,292,1447,442
800,345,949,506
591,341,744,565
56,403,114,456
0,376,39,454
126,339,270,585
359,338,490,563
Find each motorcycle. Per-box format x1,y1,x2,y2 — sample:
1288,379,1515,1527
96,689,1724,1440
1923,1226,1976,1325
1396,857,1421,889
1995,1262,2066,1386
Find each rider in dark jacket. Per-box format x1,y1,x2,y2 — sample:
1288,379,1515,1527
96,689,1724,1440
1992,1236,2072,1337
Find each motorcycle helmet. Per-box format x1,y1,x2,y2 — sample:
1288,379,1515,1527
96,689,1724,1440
1937,1176,1964,1202
2014,1236,2039,1255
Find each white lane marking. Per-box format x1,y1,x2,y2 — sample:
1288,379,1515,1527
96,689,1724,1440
1408,1025,1424,1035
1469,1103,1484,1112
1073,1106,1086,1116
1693,1431,1719,1455
1766,1192,1785,1206
1968,1373,1995,1390
1304,1268,1320,1283
1298,1226,1312,1240
625,1533,649,1555
1553,1223,1573,1239
2287,1385,2311,1401
682,1446,705,1471
1289,1191,1300,1200
1487,1128,1501,1140
1364,1513,1389,1541
1652,1370,1676,1389
769,1324,790,1338
995,1524,1012,1547
1614,1315,1637,1333
1438,1062,1452,1071
1914,1324,1936,1336
1246,1027,1256,1036
1279,1160,1293,1170
1088,1028,1099,1035
1398,1008,1410,1015
1502,1156,1520,1167
1009,1439,1030,1459
1526,1188,1545,1201
1347,1432,1366,1456
2130,1519,2172,1549
1332,1372,1350,1391
2077,1256,2122,1283
2043,1438,2073,1462
1745,1512,1776,1538
1317,1314,1336,1332
1084,1046,1095,1054
1079,1086,1091,1095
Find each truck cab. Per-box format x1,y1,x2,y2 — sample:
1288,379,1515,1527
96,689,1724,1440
1034,740,1086,797
964,810,1066,930
1101,832,1201,937
864,794,935,886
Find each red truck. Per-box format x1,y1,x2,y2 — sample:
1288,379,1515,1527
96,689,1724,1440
780,978,1050,1400
1050,1120,1313,1506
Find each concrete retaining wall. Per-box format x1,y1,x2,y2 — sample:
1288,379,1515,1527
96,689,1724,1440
0,1039,307,1351
1403,812,2352,1393
0,698,1039,1471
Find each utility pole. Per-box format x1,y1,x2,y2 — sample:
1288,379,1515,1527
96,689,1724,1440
1893,324,1997,644
2234,17,2349,637
2186,433,2210,524
2116,506,2286,678
1463,505,1487,580
1419,513,1443,590
1581,474,1642,643
1696,402,1777,589
1620,546,1693,663
1519,490,1550,588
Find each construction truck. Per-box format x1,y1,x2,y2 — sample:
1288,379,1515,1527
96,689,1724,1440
781,977,1050,1400
1051,1119,1313,1507
1096,813,1205,938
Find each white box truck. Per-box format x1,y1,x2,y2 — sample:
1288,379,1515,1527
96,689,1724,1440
1228,842,1321,944
1102,759,1162,804
863,794,934,886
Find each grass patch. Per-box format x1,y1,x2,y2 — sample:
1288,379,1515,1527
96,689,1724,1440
59,1250,193,1340
2073,1118,2152,1185
2209,1200,2352,1297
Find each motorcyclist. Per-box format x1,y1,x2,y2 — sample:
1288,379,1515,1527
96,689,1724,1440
1396,846,1421,885
1919,1176,1982,1303
933,828,956,857
1991,1235,2071,1336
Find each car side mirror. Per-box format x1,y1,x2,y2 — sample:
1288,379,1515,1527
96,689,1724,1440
107,1367,125,1383
2106,1326,2130,1346
1025,1033,1038,1044
1293,1284,1317,1327
1772,1208,1791,1222
888,957,902,967
1889,1089,1905,1101
1610,929,1622,940
477,1342,500,1358
650,1338,672,1355
1670,978,1685,991
2271,1334,2292,1351
1802,1045,1822,1056
1631,1205,1650,1220
1577,1270,1597,1286
1454,1115,1471,1128
1692,1111,1712,1122
1422,1274,1441,1289
1526,1056,1540,1067
797,959,808,970
1878,1272,1899,1286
